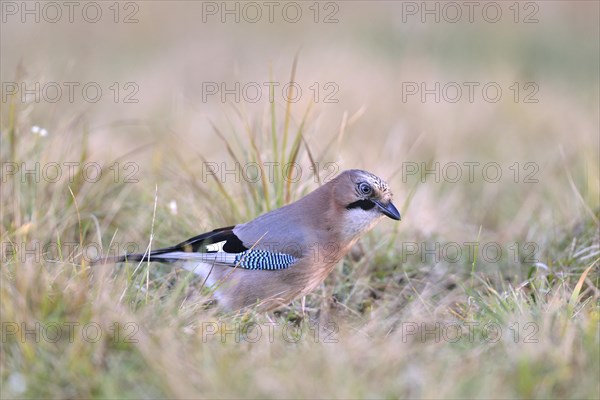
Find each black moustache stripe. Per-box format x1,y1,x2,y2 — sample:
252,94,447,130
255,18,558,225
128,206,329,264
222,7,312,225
346,199,376,211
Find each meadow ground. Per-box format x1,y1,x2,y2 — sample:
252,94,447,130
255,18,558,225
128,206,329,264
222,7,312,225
1,2,599,399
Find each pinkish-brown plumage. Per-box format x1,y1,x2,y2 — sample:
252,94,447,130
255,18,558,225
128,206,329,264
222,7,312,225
97,169,400,311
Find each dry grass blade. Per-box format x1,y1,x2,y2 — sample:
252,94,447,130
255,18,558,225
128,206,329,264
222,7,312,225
246,127,271,210
269,65,278,164
285,103,313,203
211,120,260,212
302,134,320,186
198,153,240,219
281,53,299,165
568,259,599,315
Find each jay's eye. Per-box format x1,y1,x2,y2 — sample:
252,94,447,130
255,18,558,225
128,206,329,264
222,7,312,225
358,182,372,196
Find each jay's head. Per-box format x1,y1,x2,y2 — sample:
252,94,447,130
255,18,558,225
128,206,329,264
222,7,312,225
335,169,401,223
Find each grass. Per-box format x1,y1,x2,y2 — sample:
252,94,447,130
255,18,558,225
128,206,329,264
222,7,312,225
1,57,599,399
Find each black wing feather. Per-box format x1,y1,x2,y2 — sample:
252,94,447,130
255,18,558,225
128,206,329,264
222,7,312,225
94,226,249,264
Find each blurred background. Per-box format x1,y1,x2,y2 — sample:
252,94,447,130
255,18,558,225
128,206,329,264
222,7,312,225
1,1,599,398
3,1,598,235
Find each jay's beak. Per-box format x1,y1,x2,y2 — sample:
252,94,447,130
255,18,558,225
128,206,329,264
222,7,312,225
373,200,401,221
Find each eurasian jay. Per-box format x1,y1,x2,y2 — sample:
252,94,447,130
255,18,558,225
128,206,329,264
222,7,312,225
98,169,400,311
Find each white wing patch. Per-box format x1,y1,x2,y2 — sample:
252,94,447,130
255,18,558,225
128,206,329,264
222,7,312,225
206,240,226,252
